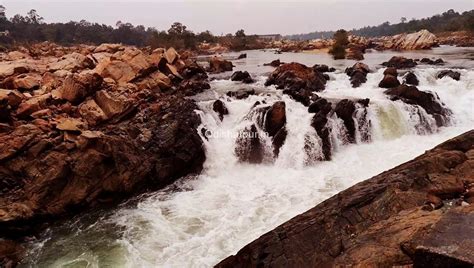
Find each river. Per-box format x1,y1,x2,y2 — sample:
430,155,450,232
21,46,474,268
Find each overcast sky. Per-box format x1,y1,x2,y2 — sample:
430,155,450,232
1,0,472,35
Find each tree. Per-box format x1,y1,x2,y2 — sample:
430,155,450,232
235,29,246,38
400,17,407,23
26,9,43,24
168,22,187,35
329,29,348,60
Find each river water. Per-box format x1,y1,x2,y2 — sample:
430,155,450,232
21,46,474,268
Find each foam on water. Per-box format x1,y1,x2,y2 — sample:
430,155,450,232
21,49,474,268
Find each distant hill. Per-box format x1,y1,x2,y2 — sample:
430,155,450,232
287,9,474,40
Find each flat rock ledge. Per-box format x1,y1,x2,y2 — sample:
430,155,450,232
217,130,474,268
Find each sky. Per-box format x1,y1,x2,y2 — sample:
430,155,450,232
1,0,472,35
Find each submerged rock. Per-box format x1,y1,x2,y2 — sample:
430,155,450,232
237,53,247,59
437,70,461,81
217,130,474,267
420,57,445,65
230,71,254,84
226,89,256,100
263,59,282,67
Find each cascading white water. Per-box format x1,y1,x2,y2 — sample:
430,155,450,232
22,49,474,268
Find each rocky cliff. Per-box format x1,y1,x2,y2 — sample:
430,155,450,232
217,130,474,267
0,43,208,267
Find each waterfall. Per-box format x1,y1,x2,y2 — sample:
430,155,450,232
21,51,474,268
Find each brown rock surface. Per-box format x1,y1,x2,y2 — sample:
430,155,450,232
217,130,474,268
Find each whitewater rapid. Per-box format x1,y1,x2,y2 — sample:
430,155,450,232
22,51,474,268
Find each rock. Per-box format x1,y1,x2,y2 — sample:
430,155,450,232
311,105,332,161
384,85,449,127
217,130,474,268
263,59,282,67
16,94,51,119
180,61,208,80
56,117,86,132
57,72,103,104
212,100,229,121
420,58,444,65
382,56,417,69
265,62,327,92
390,29,438,50
178,80,211,96
95,90,132,119
164,47,179,64
313,64,335,73
334,99,357,143
93,43,124,53
0,95,205,243
308,98,331,114
345,62,370,88
0,240,24,268
346,47,364,60
47,52,95,72
264,101,286,137
226,89,256,100
437,70,461,81
404,72,419,86
0,62,30,79
379,74,400,88
237,53,247,59
230,71,254,83
383,67,398,77
235,124,263,163
208,57,233,73
283,88,317,106
0,89,24,108
79,99,107,125
5,73,41,91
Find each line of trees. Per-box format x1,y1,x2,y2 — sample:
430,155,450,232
288,9,474,40
0,5,263,50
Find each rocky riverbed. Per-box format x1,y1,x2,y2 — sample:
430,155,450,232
0,41,473,267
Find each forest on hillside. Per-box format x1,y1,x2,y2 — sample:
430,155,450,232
287,9,474,40
0,5,261,50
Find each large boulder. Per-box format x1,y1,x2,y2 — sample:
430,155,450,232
404,72,419,86
334,99,357,143
379,74,400,88
56,72,103,104
217,130,474,267
345,62,370,88
235,124,263,164
230,71,254,83
208,57,233,73
385,85,449,126
391,29,438,50
265,62,328,92
212,100,229,121
382,56,417,69
47,52,95,72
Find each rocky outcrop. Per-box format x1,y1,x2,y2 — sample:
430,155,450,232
217,130,474,267
345,62,370,88
437,70,461,81
230,71,254,84
385,84,450,127
377,29,438,50
0,44,210,266
265,62,328,92
208,57,234,73
262,101,287,157
382,56,417,69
